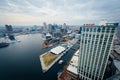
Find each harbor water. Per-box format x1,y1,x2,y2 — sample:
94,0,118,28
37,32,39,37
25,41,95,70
0,33,78,80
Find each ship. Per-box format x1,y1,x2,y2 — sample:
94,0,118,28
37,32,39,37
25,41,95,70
0,42,9,48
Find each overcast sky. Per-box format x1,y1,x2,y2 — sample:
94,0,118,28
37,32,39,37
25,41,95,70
0,0,120,25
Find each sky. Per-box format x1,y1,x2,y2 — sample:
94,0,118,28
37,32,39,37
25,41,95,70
0,0,120,25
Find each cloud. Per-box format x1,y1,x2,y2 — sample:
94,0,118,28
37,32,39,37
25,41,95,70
0,0,120,25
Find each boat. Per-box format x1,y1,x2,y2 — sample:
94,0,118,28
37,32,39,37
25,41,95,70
59,60,63,64
18,41,21,42
0,42,9,48
17,40,21,42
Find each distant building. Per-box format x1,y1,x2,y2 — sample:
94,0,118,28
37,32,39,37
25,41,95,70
53,32,61,38
5,25,13,32
75,34,80,39
48,24,58,33
5,25,15,40
43,22,48,32
63,23,67,29
78,23,118,80
43,22,47,28
45,33,52,40
69,32,75,38
61,28,67,33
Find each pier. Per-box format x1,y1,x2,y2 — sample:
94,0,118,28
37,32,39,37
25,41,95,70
39,39,78,72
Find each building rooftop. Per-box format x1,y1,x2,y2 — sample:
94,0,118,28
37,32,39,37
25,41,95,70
82,23,119,28
46,33,52,37
67,50,79,75
50,46,65,55
113,60,120,71
75,50,79,56
113,45,120,54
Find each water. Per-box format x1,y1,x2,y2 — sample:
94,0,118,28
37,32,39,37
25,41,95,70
0,33,77,80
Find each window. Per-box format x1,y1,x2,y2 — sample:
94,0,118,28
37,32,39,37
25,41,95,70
94,28,96,32
106,27,110,33
101,35,104,38
86,28,89,32
102,27,105,32
97,28,101,32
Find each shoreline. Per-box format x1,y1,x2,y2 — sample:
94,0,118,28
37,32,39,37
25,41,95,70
40,46,71,72
39,39,78,73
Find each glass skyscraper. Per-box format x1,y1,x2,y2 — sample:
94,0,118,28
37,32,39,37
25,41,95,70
78,23,118,80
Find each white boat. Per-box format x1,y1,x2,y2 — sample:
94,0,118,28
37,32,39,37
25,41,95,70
59,60,63,64
17,40,21,42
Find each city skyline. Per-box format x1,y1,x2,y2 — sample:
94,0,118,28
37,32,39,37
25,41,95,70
0,0,120,25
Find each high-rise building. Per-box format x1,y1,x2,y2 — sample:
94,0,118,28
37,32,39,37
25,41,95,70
5,25,13,32
48,24,58,33
43,22,48,32
5,24,15,40
78,23,118,80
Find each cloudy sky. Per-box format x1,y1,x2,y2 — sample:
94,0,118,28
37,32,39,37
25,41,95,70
0,0,120,25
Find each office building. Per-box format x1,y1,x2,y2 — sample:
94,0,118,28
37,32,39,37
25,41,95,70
5,25,15,40
43,22,48,32
78,23,118,80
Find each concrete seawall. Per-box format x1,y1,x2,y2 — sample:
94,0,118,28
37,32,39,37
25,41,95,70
39,39,78,72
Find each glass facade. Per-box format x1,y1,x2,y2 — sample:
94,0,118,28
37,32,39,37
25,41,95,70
78,23,118,80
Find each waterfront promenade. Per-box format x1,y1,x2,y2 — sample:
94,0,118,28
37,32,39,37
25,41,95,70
40,39,78,72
